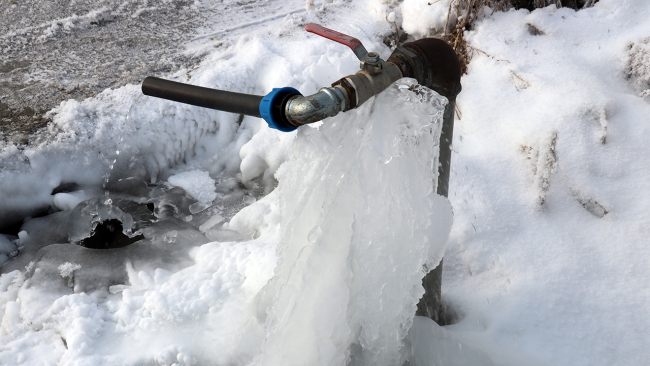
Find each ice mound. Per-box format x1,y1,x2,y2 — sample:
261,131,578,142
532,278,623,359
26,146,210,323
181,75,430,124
0,85,242,229
1,182,216,291
52,190,91,211
254,79,453,365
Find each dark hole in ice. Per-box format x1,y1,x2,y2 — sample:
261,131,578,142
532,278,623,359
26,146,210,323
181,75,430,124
146,202,155,212
0,181,83,235
51,182,81,195
77,219,144,249
1,220,25,237
0,205,52,236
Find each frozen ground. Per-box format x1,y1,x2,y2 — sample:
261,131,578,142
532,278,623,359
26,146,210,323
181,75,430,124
1,0,650,365
0,0,310,141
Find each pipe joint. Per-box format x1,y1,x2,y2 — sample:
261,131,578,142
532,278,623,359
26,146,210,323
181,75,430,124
285,86,348,126
388,39,462,99
341,62,402,108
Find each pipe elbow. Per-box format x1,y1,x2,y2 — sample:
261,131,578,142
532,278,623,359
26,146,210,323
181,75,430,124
285,87,347,126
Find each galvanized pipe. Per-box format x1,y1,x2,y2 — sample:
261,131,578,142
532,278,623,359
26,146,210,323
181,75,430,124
284,61,403,127
285,86,348,126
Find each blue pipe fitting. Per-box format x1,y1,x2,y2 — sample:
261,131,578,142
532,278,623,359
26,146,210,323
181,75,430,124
259,87,302,132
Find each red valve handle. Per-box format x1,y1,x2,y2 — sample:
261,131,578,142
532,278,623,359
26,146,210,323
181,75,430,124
304,23,368,61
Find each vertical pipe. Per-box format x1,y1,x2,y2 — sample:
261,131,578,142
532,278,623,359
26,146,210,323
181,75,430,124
415,97,456,324
394,37,461,325
436,98,456,198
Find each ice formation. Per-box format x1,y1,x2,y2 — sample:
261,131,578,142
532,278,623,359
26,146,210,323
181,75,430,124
253,80,452,365
0,79,453,365
0,235,18,267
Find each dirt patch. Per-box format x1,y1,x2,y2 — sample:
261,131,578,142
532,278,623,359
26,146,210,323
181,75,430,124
0,103,50,142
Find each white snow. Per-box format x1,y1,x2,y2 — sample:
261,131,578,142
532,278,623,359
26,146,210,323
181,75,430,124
58,262,82,279
401,0,456,37
445,3,650,365
2,0,650,365
167,170,217,204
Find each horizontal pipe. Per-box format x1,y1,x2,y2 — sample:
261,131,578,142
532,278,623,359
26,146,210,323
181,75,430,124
142,77,263,118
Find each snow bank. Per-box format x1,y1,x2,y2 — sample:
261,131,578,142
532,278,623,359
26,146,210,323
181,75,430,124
441,1,650,365
400,0,456,37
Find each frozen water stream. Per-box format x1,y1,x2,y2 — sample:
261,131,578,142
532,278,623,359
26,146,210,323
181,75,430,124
251,81,452,365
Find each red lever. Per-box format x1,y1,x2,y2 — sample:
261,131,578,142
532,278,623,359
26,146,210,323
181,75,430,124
304,23,368,61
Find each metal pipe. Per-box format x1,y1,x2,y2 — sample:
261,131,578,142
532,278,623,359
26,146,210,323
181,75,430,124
339,62,403,108
285,86,348,126
416,98,457,325
393,38,461,325
141,38,460,136
285,61,403,127
142,77,264,117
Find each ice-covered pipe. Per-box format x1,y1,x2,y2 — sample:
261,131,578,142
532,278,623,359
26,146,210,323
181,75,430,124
141,25,461,134
392,37,462,324
141,24,462,325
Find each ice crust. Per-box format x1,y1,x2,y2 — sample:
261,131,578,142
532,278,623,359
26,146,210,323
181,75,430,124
404,316,494,366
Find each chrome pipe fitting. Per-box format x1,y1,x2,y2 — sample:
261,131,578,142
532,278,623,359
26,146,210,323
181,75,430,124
285,86,348,126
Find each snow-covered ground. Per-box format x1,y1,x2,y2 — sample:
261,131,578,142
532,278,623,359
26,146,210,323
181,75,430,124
1,0,650,365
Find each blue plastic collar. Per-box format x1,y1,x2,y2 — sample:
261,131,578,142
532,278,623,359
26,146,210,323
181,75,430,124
259,87,301,132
